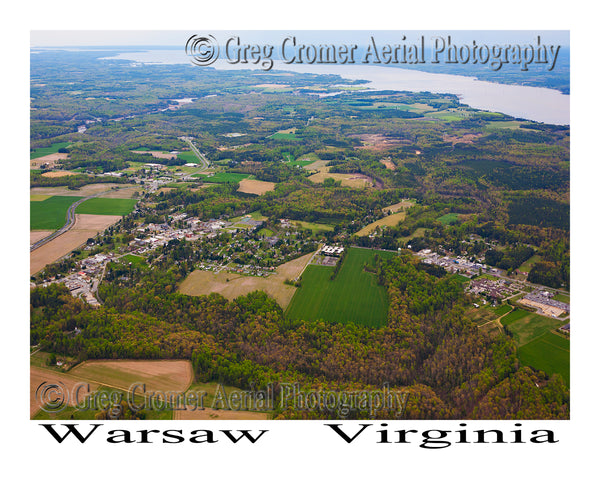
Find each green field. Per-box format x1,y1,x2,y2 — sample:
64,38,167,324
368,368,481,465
519,332,570,385
76,198,137,216
518,254,541,273
30,141,71,159
258,228,274,237
177,151,200,163
30,195,82,230
501,308,569,384
285,247,396,327
269,132,299,141
229,211,267,223
437,213,460,225
501,308,563,346
120,254,147,268
293,220,335,233
192,172,250,184
493,304,513,316
553,293,570,304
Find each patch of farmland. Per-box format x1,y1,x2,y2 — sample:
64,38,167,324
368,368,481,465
308,166,373,188
519,332,570,385
179,251,315,309
30,230,54,246
30,141,70,159
237,178,276,195
30,183,127,197
382,199,415,214
30,366,102,418
285,247,396,327
30,214,121,275
69,360,193,393
192,172,250,184
76,197,137,216
31,195,83,230
355,211,408,237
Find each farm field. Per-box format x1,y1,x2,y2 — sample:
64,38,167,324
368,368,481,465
193,172,250,184
30,360,191,419
355,211,408,237
179,251,315,309
293,220,334,233
237,178,276,195
285,247,396,327
382,199,414,214
177,151,200,163
437,212,460,225
399,227,427,243
41,170,77,178
30,230,53,245
30,214,121,275
173,381,270,420
70,360,193,393
268,132,299,140
501,308,569,384
304,159,329,171
30,366,102,418
76,197,137,216
30,183,128,197
30,195,82,230
308,166,373,188
30,141,70,159
132,150,178,159
519,332,570,385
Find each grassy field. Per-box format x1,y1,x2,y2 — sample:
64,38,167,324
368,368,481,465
193,172,250,184
177,151,200,163
269,132,299,140
518,254,542,273
30,195,82,230
285,247,396,327
76,198,137,216
294,220,335,233
437,213,460,225
501,309,563,347
356,211,408,237
229,211,267,223
120,254,147,268
500,308,569,384
179,252,315,309
30,141,70,159
519,332,570,385
553,293,570,304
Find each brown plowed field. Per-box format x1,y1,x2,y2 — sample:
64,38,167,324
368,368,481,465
30,214,121,275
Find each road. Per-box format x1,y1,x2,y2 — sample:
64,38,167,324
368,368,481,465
180,137,210,177
30,193,103,252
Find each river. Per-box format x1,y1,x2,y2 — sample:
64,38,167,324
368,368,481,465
102,50,569,125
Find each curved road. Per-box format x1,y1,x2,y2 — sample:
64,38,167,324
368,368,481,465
30,193,102,251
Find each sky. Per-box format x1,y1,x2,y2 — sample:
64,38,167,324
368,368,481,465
30,30,569,48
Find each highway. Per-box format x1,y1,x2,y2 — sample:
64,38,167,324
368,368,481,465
181,137,210,174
